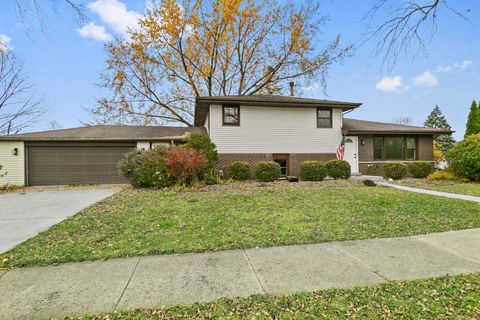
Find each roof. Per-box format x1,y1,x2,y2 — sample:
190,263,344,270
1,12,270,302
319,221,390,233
0,125,207,141
195,95,362,126
343,118,453,134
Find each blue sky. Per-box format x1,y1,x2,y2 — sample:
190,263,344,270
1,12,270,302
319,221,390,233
0,0,478,140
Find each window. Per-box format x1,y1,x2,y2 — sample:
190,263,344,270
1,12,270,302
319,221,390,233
373,136,417,161
317,108,332,128
406,137,417,160
385,136,403,160
222,105,240,126
373,137,383,160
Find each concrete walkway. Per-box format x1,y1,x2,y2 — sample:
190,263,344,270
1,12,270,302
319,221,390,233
1,228,480,320
0,189,117,253
380,182,480,203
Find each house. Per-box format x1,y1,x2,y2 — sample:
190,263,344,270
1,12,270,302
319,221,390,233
0,95,451,186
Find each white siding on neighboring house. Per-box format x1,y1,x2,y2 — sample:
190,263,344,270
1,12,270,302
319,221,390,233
0,141,25,186
136,142,150,150
137,141,172,150
209,105,343,153
152,142,169,149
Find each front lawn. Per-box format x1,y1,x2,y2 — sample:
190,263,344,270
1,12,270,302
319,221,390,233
395,179,480,197
1,181,480,268
74,272,480,319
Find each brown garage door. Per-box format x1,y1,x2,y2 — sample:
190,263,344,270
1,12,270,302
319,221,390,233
27,142,135,186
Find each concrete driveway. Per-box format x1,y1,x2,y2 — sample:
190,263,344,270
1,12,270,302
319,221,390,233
0,189,116,253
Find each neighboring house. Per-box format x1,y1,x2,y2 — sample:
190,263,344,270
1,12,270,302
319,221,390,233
0,95,451,186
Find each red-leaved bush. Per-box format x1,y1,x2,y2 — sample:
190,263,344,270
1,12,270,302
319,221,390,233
165,146,209,185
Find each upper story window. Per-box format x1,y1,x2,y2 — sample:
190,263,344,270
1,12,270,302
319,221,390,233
317,108,332,128
373,136,417,160
222,104,240,126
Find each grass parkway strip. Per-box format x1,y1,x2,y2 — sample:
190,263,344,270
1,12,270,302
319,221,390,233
73,272,480,320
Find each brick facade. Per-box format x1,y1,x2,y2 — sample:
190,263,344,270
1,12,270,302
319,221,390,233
218,153,336,176
356,134,434,176
218,135,435,177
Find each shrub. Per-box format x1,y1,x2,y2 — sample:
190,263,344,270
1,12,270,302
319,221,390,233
325,160,351,180
0,164,6,179
383,162,408,180
118,148,170,188
183,133,218,168
427,170,459,181
363,179,376,187
408,161,434,178
447,134,480,181
203,168,221,185
299,161,327,181
166,146,209,185
255,162,281,182
228,162,252,181
0,184,23,192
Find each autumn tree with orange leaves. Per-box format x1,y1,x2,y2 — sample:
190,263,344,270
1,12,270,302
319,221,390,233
91,0,350,126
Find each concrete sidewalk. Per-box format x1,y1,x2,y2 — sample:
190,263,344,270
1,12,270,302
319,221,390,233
379,182,480,202
1,228,480,320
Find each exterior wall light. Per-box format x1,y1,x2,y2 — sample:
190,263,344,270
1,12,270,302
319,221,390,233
12,148,19,156
361,139,365,146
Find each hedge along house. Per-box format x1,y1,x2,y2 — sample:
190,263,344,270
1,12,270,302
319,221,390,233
0,95,450,186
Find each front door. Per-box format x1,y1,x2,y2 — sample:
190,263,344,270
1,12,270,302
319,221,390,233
343,136,359,174
272,154,289,177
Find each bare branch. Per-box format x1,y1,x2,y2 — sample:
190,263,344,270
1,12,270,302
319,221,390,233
12,0,86,33
363,0,472,71
0,52,44,135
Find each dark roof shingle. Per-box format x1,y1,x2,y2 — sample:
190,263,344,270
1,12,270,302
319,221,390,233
343,118,453,134
195,95,362,126
0,125,206,141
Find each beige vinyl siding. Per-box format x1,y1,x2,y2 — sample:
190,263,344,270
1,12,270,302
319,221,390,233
209,105,343,153
0,141,25,186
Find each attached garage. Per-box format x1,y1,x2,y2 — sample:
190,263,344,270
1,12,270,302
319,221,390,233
0,125,207,186
26,142,135,186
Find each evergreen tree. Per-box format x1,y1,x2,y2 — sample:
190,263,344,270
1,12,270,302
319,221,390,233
465,100,480,138
424,105,455,153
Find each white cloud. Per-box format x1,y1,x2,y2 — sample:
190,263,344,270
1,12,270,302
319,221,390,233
454,59,473,71
414,71,438,88
88,0,142,36
76,22,112,42
435,59,473,73
376,76,403,92
434,65,451,73
304,82,320,92
0,34,12,53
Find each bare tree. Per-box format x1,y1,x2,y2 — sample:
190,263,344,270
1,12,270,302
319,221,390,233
364,0,472,70
46,120,62,130
0,52,43,135
11,0,86,32
393,116,413,125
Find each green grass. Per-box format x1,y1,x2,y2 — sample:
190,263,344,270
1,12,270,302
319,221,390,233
1,181,480,268
73,273,480,319
395,179,480,197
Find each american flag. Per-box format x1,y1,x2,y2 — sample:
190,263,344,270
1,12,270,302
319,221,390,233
336,137,345,160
